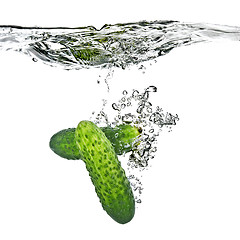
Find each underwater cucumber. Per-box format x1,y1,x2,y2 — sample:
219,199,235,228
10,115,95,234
75,120,135,224
49,128,80,160
49,124,140,160
101,124,141,155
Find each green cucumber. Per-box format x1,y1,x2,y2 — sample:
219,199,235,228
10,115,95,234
49,128,81,160
75,120,135,224
101,124,140,155
49,124,140,160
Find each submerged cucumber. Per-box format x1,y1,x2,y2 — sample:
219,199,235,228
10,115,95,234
101,124,141,155
49,124,140,160
75,120,135,224
49,128,80,160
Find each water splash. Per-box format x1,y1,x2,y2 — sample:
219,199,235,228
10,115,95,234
1,21,240,70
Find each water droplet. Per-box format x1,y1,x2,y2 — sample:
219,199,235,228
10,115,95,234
32,58,38,62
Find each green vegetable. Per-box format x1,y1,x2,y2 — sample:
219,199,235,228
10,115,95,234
49,124,140,160
75,120,135,224
49,128,80,160
101,124,141,155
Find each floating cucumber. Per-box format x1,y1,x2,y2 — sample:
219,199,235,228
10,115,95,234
75,120,135,224
49,124,140,160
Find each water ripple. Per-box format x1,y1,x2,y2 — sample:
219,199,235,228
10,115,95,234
0,20,240,69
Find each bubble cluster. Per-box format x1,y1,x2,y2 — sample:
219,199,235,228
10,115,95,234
91,86,179,203
128,175,143,204
110,86,179,170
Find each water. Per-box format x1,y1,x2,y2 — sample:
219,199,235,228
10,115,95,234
0,20,240,204
1,20,240,70
89,86,179,203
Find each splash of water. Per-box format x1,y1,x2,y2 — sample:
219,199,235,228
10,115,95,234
0,21,240,70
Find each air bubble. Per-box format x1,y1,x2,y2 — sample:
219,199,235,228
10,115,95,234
132,90,139,99
102,99,107,106
156,106,163,112
144,141,151,149
122,90,128,95
121,103,126,109
122,113,134,123
146,86,157,92
137,94,143,100
151,147,157,153
138,65,145,70
100,111,105,116
145,101,152,107
150,136,155,142
141,133,149,141
136,105,144,114
147,107,152,113
142,91,149,100
112,103,120,111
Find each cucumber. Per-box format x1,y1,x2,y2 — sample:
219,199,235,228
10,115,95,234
75,120,135,224
101,124,141,155
49,128,81,160
49,124,140,160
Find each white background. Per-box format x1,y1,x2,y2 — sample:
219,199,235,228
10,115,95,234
0,1,240,240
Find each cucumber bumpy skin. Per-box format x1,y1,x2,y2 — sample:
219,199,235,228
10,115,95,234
75,120,135,224
49,124,140,160
49,128,81,160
